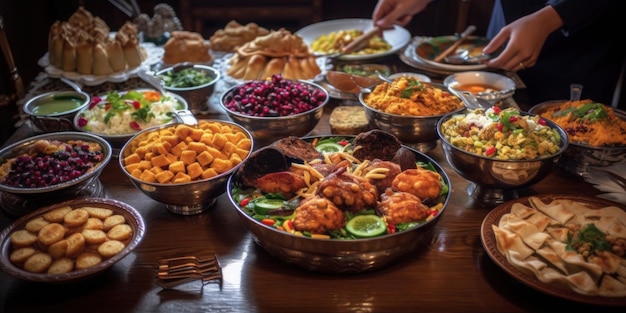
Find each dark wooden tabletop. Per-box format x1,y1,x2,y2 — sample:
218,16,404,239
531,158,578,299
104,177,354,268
0,55,623,313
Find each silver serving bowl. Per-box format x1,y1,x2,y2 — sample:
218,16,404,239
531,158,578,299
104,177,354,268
437,109,569,207
226,134,451,273
219,78,329,145
0,197,145,283
529,100,626,176
119,119,253,215
23,90,90,132
358,82,464,152
73,89,188,150
443,71,516,104
0,132,112,216
155,63,221,113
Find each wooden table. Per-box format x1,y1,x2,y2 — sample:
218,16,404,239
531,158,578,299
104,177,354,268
0,57,623,312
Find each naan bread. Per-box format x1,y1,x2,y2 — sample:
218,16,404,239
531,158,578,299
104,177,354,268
491,224,534,260
528,197,575,225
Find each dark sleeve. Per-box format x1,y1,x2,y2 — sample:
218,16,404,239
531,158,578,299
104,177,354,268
547,0,624,34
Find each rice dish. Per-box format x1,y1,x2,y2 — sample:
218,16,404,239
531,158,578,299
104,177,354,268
76,90,186,136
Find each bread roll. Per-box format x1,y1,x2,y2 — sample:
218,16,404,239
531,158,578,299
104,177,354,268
92,43,113,75
282,55,301,80
76,42,93,75
61,38,77,72
105,40,126,72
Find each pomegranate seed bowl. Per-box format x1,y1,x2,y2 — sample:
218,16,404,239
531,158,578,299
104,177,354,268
219,75,329,145
0,132,112,215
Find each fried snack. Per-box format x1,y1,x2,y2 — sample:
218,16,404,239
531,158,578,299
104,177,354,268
82,207,113,220
210,20,269,52
23,252,53,273
97,240,126,258
107,224,132,241
79,217,104,231
10,230,38,247
37,223,66,246
103,215,126,231
48,239,69,259
47,257,74,274
82,229,107,245
10,247,36,263
24,217,50,234
43,206,72,223
63,208,90,227
75,252,102,270
64,233,86,258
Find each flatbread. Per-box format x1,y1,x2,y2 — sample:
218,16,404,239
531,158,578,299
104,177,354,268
528,197,575,225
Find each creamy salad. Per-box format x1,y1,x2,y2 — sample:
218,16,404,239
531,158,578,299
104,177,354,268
76,90,185,136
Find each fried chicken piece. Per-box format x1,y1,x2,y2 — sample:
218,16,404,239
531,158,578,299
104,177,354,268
362,159,402,194
391,167,443,204
273,136,322,163
254,171,306,198
377,190,429,225
317,167,378,213
293,195,345,234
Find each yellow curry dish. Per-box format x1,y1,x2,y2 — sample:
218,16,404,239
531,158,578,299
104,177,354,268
362,76,464,116
533,99,626,147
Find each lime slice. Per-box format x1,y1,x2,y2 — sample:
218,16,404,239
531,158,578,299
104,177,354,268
345,215,387,238
315,142,345,153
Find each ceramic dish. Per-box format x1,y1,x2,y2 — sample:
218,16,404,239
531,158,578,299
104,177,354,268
481,194,626,305
295,19,411,61
38,43,163,86
400,37,456,76
415,35,490,71
0,197,146,283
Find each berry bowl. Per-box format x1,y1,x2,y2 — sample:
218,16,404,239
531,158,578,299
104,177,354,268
219,75,329,145
0,132,112,216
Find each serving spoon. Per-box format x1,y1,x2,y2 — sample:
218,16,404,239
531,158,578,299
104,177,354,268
444,50,491,65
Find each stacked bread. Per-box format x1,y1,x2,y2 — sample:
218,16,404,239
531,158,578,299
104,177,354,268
209,20,269,52
162,31,212,64
227,28,321,81
48,7,146,75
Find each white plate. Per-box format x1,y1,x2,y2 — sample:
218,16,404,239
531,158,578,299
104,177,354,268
295,19,411,61
38,43,164,86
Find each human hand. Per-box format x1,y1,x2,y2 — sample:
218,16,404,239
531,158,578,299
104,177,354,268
483,5,563,71
372,0,432,29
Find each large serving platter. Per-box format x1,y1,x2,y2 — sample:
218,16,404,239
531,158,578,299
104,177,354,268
38,43,163,86
295,18,411,61
480,194,626,306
